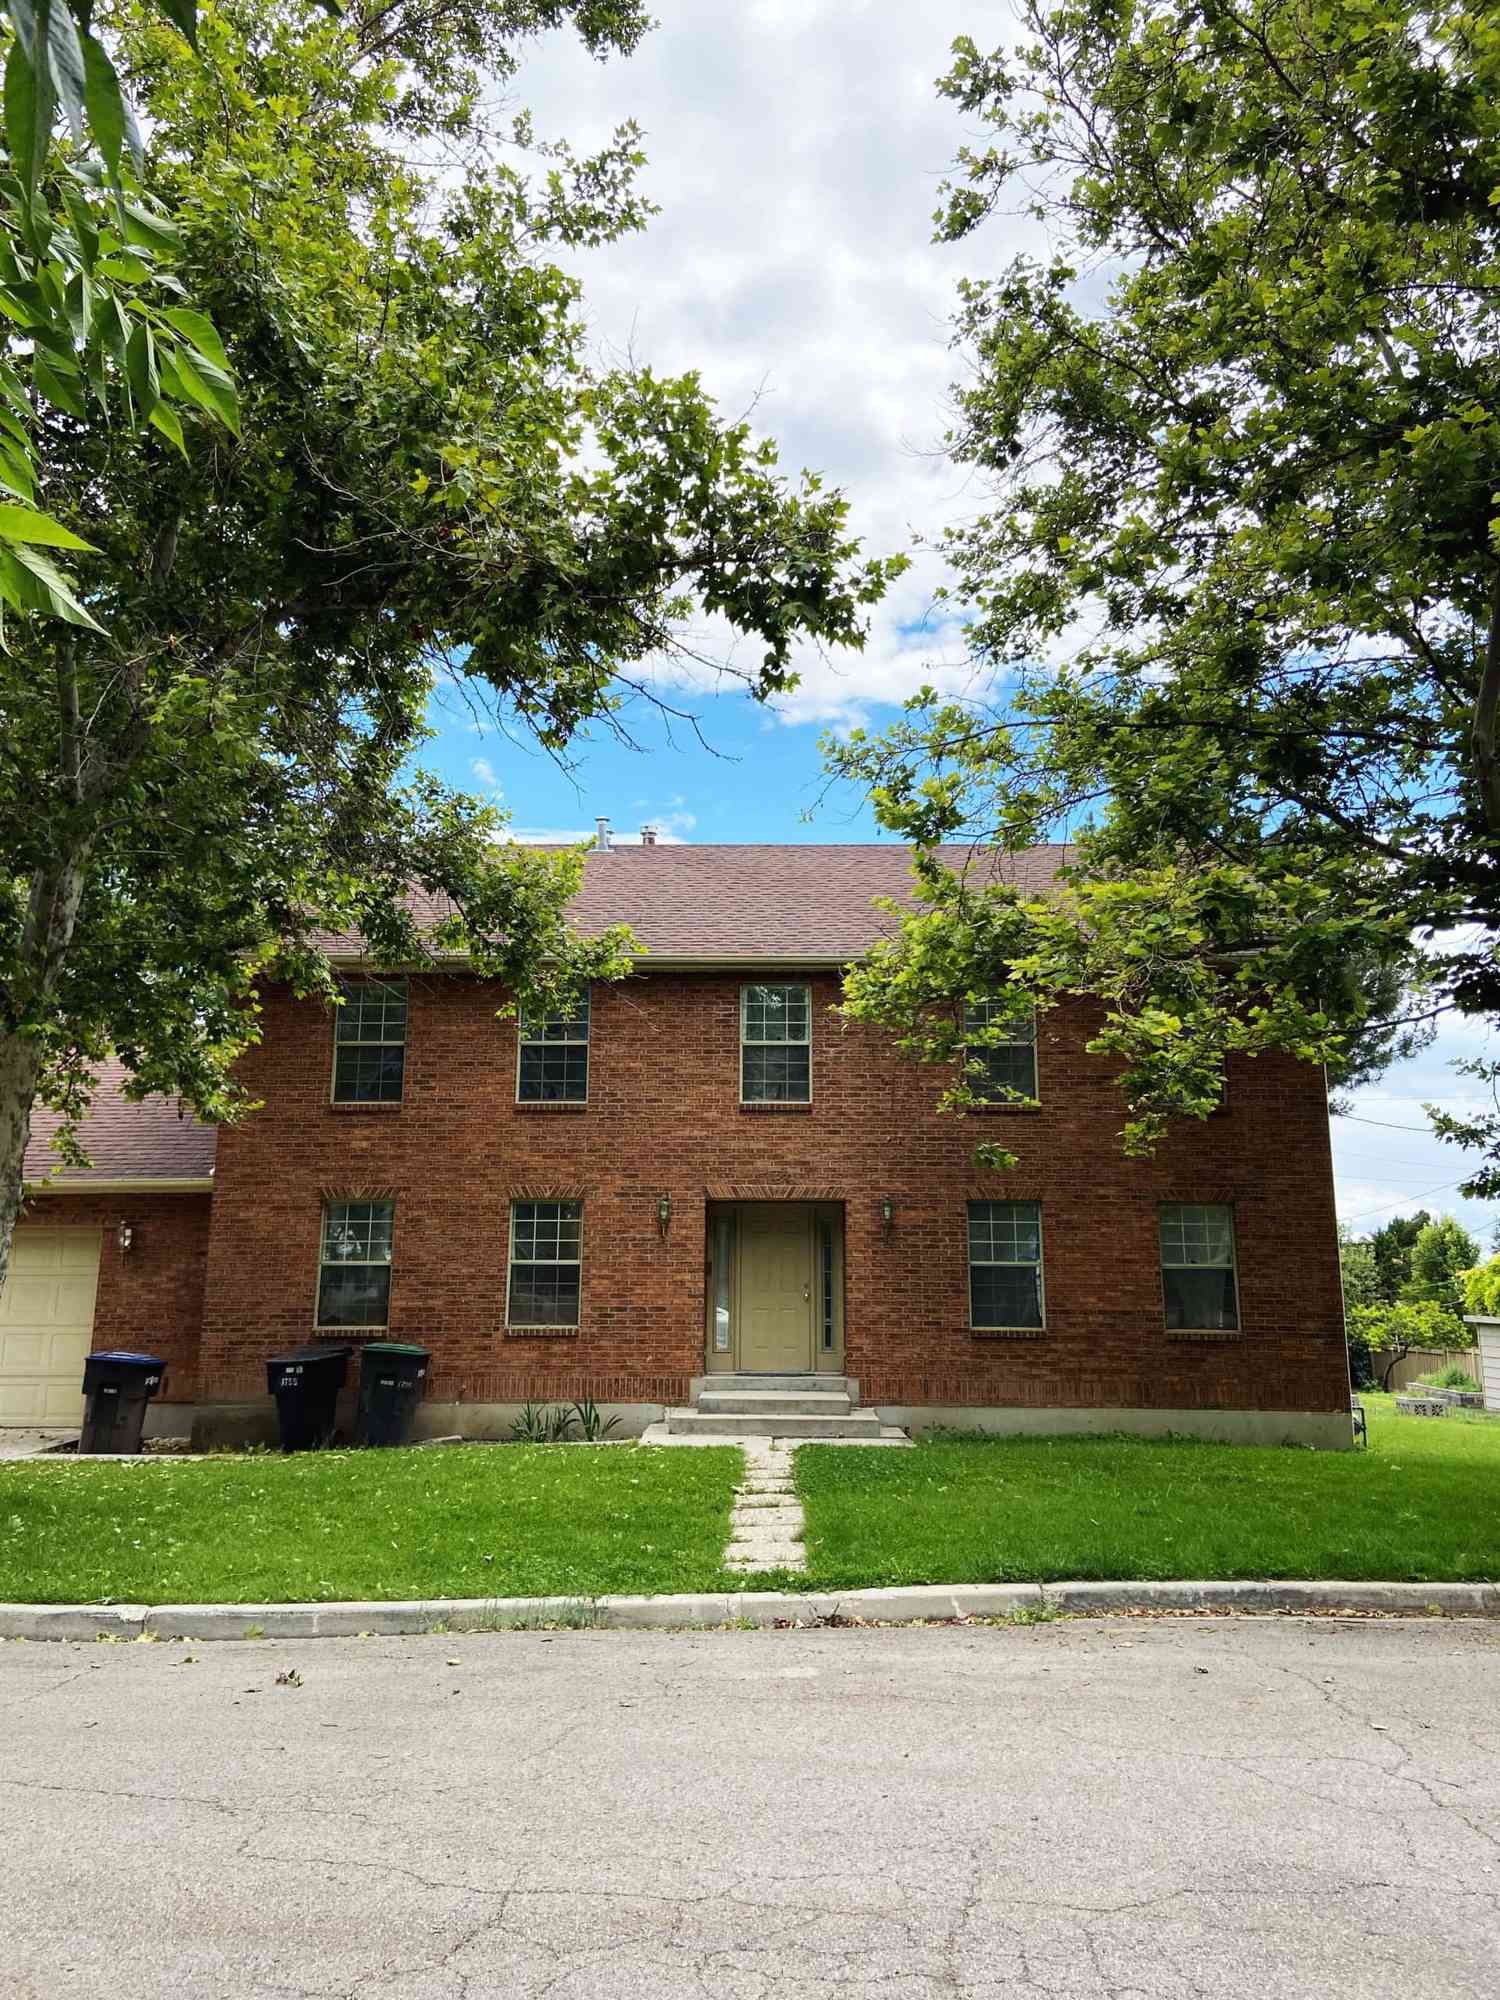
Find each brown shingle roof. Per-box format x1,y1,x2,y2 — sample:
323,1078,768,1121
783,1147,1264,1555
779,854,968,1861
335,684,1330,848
326,841,1073,963
23,1060,216,1186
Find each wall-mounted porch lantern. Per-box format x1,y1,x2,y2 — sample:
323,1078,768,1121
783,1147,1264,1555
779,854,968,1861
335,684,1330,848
880,1196,895,1241
116,1219,134,1255
657,1192,672,1236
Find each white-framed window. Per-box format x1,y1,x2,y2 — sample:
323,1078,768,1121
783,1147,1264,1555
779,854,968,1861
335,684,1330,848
317,1200,395,1328
332,978,407,1103
1159,1204,1240,1330
517,991,590,1103
740,983,811,1102
967,1201,1044,1330
963,999,1038,1102
508,1200,583,1327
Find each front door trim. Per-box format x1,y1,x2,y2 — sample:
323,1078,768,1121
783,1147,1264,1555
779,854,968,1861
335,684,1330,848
705,1200,844,1375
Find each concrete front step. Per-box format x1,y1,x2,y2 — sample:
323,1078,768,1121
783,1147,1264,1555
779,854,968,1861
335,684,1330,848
694,1374,857,1402
664,1408,884,1439
697,1390,853,1417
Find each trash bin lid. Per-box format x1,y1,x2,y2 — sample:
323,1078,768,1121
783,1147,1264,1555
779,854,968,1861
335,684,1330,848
88,1350,166,1367
270,1344,354,1364
361,1342,430,1359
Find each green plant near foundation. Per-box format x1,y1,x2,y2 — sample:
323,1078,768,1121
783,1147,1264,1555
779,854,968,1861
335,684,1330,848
570,1400,622,1442
510,1402,575,1444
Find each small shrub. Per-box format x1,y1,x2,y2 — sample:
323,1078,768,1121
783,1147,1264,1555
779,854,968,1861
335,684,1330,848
570,1398,621,1442
510,1402,576,1444
1420,1365,1481,1392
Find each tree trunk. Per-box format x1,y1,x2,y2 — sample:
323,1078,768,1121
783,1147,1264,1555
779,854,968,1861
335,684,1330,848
1475,563,1500,834
0,841,98,1292
1379,1342,1410,1392
0,1033,44,1294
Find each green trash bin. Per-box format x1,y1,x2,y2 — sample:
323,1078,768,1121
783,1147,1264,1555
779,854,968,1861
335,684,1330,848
356,1343,430,1447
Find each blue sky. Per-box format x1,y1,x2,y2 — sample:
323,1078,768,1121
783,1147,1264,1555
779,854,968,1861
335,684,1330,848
422,0,1499,1248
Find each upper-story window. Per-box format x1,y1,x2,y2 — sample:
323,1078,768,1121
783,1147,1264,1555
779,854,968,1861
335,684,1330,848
741,983,811,1102
1159,1203,1240,1331
962,998,1038,1102
332,978,407,1103
517,991,590,1103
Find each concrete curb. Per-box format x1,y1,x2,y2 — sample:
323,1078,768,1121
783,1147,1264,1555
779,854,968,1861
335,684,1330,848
1,1578,1496,1641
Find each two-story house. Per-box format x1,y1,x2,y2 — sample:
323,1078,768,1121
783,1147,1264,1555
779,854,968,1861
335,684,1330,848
5,840,1352,1446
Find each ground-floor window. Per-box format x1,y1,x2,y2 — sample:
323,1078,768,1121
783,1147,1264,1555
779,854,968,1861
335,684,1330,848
1159,1203,1239,1330
508,1200,583,1327
317,1200,395,1328
967,1201,1044,1330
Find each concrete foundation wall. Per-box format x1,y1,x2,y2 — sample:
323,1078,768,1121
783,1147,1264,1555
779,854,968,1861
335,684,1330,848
189,1398,663,1450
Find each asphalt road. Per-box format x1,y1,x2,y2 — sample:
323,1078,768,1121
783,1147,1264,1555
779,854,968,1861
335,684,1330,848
3,1615,1498,1998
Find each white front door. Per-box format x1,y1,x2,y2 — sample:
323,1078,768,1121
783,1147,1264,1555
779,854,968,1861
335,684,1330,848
0,1227,100,1425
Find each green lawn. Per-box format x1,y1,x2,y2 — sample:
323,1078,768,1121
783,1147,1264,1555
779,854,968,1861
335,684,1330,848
0,1444,742,1604
794,1394,1500,1587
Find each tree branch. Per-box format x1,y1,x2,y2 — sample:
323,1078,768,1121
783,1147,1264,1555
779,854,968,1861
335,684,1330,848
1473,563,1500,834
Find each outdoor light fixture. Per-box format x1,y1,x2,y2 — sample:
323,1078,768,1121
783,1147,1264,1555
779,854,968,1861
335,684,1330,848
657,1192,672,1236
880,1196,895,1241
116,1219,134,1254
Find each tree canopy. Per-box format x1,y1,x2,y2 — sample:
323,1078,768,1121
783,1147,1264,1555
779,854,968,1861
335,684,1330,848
830,0,1500,1176
0,0,901,1278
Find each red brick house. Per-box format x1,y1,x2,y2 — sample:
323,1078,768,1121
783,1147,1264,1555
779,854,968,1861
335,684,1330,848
5,841,1353,1446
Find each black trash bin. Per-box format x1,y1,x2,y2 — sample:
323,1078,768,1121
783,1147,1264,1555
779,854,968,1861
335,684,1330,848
80,1351,166,1455
356,1343,430,1447
267,1344,352,1451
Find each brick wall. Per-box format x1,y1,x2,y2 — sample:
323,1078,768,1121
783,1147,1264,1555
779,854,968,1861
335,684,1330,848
22,1191,211,1401
195,971,1350,1416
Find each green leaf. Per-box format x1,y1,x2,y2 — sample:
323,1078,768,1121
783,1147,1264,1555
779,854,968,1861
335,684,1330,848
0,539,103,630
0,501,97,550
147,399,186,455
4,35,54,204
98,252,151,284
0,443,36,503
59,182,99,272
171,344,240,435
126,320,159,418
121,201,181,256
81,34,129,179
158,306,230,373
33,353,87,419
150,0,200,48
45,0,88,144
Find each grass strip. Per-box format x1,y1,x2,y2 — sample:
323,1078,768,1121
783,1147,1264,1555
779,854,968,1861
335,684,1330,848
0,1443,742,1604
794,1395,1500,1587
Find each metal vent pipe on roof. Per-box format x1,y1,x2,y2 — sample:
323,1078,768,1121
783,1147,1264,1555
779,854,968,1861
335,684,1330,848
594,816,611,851
640,825,658,846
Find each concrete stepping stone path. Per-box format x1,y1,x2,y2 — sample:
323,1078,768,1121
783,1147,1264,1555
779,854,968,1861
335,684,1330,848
724,1438,807,1573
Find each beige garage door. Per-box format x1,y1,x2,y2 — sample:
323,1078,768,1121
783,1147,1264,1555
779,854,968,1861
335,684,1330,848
0,1227,100,1426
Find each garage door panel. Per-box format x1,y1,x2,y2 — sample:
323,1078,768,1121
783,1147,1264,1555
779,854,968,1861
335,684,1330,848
2,1331,49,1371
0,1227,100,1427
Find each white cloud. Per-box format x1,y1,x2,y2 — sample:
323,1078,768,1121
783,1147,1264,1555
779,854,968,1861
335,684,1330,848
469,756,502,794
509,1,1032,724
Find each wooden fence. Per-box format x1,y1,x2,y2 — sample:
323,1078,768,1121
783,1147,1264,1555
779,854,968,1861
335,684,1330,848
1367,1347,1485,1393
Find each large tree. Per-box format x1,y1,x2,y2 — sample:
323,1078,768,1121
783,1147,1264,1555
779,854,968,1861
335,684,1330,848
0,0,900,1280
830,1,1499,1172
